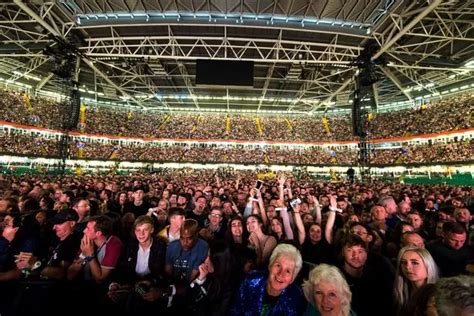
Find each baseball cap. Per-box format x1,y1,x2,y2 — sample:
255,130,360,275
50,208,79,225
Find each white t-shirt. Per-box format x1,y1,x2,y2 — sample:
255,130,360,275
135,244,151,277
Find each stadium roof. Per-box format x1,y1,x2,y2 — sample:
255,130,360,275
0,0,473,113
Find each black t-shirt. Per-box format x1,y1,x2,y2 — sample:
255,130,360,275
260,292,279,316
301,237,334,265
124,201,151,218
427,240,474,277
340,252,395,316
186,210,208,229
46,231,81,267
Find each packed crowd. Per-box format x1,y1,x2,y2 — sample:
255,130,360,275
0,89,472,142
370,140,474,165
1,130,472,165
0,171,472,316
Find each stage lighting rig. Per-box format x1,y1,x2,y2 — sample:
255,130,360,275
353,40,388,86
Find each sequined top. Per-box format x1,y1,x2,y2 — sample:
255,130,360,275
229,271,306,316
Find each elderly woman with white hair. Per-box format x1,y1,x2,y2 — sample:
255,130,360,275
229,243,306,316
302,264,355,316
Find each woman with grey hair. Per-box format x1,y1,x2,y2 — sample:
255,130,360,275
394,246,439,314
302,264,355,316
229,243,306,315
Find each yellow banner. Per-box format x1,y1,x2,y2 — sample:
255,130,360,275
322,116,331,133
285,118,293,131
256,117,263,134
79,104,87,132
226,116,231,133
257,171,275,180
158,114,170,131
80,104,86,121
23,93,33,112
109,149,118,160
75,166,82,175
368,112,374,122
40,144,48,156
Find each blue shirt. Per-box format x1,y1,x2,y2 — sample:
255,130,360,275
165,238,208,281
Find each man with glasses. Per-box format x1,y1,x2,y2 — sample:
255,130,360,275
199,207,226,242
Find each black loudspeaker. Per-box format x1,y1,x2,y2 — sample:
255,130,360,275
196,60,254,87
352,90,364,137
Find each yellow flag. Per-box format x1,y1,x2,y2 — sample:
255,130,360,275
78,148,84,158
368,112,374,122
285,118,293,131
256,117,263,134
158,114,170,131
79,104,87,131
23,93,33,112
264,154,270,164
226,116,231,133
127,111,133,120
322,116,331,133
109,149,118,160
40,144,48,156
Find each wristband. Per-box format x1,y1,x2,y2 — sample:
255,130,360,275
329,206,343,213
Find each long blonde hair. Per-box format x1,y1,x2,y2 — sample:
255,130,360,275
394,246,439,308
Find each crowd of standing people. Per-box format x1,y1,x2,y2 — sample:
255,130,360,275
0,170,472,315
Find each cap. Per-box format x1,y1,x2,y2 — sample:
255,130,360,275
50,208,79,225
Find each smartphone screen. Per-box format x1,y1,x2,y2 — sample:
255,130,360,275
255,180,263,190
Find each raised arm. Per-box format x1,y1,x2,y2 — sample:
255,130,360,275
277,174,286,203
278,202,294,241
311,195,322,225
234,176,241,191
292,204,305,245
256,189,268,226
215,174,221,188
324,195,338,245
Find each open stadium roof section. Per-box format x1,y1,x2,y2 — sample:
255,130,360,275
0,0,473,113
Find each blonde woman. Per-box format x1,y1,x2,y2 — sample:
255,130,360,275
302,264,355,316
394,246,439,314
